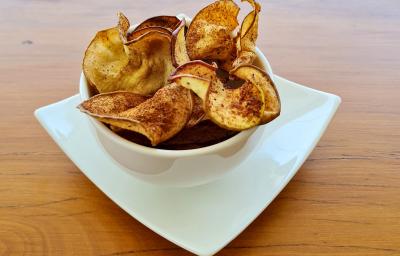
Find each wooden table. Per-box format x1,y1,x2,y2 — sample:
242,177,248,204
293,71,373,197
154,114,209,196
1,0,399,255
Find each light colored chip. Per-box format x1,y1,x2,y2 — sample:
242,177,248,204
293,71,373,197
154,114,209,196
78,91,148,116
170,60,217,80
171,20,191,67
170,75,210,101
83,13,174,95
231,65,281,123
170,61,220,127
186,0,240,61
133,16,181,32
205,77,265,131
83,83,192,146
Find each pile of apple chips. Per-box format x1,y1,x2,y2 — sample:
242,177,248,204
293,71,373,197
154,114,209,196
79,0,280,148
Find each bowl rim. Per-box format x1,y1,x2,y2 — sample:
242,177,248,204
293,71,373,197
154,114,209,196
79,15,274,158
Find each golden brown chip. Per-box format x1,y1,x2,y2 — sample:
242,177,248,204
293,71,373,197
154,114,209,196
121,31,174,95
170,61,218,126
127,26,171,41
171,60,217,81
231,65,281,123
78,91,148,116
83,13,174,95
232,0,261,68
205,76,265,131
82,83,192,146
133,16,181,32
186,0,240,61
171,20,191,67
118,12,131,38
171,61,271,131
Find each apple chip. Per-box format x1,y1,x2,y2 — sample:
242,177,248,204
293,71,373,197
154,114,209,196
78,91,148,116
186,92,207,128
133,16,181,32
206,77,265,131
127,26,171,41
171,60,217,81
186,0,240,61
170,61,218,126
83,13,174,95
171,20,190,67
170,75,210,102
81,83,192,146
231,65,281,123
232,0,261,68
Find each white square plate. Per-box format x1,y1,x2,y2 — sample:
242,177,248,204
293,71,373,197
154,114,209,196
35,75,340,256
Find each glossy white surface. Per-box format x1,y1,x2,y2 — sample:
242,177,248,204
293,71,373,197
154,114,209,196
35,76,340,256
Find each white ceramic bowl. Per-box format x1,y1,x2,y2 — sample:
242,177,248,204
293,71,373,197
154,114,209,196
79,14,274,187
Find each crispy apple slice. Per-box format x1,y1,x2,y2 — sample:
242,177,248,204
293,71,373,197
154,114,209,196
83,13,174,95
231,65,281,123
78,91,148,116
170,61,219,127
127,26,171,41
171,60,217,80
133,16,181,32
186,0,240,61
205,77,265,131
186,92,207,128
81,83,192,146
232,0,261,68
170,75,210,101
171,20,190,67
172,70,266,131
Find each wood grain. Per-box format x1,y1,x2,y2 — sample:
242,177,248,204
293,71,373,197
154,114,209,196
1,0,399,255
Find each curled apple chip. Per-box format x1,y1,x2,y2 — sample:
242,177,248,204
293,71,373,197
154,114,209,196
80,83,192,146
127,26,171,41
186,0,240,61
232,0,261,68
170,61,218,126
184,92,206,128
171,60,217,81
206,77,265,131
170,75,210,101
78,91,148,116
83,13,174,95
171,20,190,67
231,65,281,123
133,16,181,32
170,75,210,128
